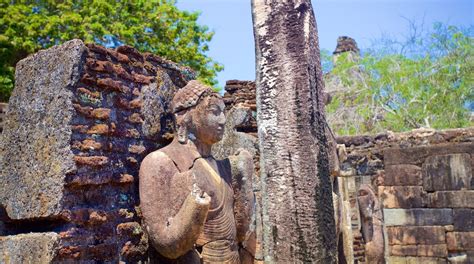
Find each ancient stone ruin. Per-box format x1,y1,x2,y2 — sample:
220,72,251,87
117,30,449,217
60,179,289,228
0,35,473,263
0,39,194,263
218,80,474,263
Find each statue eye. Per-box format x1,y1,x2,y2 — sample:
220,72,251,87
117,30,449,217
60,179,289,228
209,106,221,115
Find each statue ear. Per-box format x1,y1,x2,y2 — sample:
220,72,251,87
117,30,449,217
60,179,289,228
177,112,192,144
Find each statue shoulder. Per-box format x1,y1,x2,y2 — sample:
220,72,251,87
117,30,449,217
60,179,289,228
141,150,173,167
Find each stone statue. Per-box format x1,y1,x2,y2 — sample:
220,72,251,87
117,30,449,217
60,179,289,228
139,80,255,263
357,184,385,264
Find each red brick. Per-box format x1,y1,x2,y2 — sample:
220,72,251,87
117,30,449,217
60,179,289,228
77,87,101,103
119,174,134,183
80,73,96,86
108,49,130,63
71,125,88,133
117,45,143,62
86,58,113,73
127,157,138,165
87,124,109,134
73,103,93,116
126,129,140,138
57,246,81,259
116,222,142,237
133,73,153,84
387,226,445,245
86,43,108,55
113,64,133,81
128,145,145,154
128,113,143,124
129,99,142,109
73,138,102,151
115,97,130,109
91,108,111,120
74,156,108,167
89,211,107,225
97,78,129,93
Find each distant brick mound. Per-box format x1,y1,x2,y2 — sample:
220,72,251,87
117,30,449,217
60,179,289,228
0,39,194,262
333,36,359,55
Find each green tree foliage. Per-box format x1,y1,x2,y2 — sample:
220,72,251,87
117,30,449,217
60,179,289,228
0,0,223,102
325,23,473,135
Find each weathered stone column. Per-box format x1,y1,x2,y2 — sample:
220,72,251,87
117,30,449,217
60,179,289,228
252,1,337,263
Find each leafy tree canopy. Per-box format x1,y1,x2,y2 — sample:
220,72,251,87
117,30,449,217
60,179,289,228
324,22,474,135
0,0,223,102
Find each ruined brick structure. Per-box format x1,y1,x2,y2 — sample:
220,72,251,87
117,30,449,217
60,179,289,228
0,40,194,263
337,128,473,263
1,39,473,263
216,79,474,263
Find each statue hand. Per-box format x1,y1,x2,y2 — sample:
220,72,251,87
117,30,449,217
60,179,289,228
191,183,211,206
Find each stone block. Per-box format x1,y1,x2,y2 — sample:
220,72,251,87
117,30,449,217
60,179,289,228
390,244,447,257
383,164,423,186
386,256,447,264
0,232,59,263
0,40,85,219
429,191,474,208
446,232,474,250
387,226,445,245
384,209,453,226
453,209,474,232
384,143,474,166
423,154,472,191
378,186,426,208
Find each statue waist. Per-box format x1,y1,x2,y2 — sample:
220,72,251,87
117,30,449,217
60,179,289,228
199,240,239,264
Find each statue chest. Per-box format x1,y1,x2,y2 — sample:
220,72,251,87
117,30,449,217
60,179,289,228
193,158,237,243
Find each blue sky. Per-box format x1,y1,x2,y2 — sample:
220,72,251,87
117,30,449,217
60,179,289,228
176,0,473,88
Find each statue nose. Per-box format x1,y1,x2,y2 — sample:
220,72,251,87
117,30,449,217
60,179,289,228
218,114,225,125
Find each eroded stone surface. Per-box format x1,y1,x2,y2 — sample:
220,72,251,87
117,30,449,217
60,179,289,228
384,209,453,226
0,40,85,219
378,186,426,208
0,232,59,263
423,153,472,191
453,209,474,232
387,226,445,245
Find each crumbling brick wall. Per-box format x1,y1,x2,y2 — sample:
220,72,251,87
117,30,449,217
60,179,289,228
0,40,194,263
220,80,474,263
337,128,473,263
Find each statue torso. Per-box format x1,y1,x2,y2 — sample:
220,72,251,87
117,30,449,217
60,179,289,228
160,140,240,263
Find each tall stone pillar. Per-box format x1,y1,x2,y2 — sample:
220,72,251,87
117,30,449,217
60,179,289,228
251,1,337,263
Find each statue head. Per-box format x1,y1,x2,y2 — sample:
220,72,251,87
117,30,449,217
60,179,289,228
171,80,225,145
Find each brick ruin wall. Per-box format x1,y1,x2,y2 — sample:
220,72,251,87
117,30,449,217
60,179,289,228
0,42,472,263
0,40,194,263
337,128,473,263
220,81,473,263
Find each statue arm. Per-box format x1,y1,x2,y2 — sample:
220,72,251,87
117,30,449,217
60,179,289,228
230,149,255,243
139,152,210,259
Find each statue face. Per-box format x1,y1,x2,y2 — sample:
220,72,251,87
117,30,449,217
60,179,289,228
190,96,226,145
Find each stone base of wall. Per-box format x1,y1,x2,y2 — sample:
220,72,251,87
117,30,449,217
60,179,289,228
336,128,474,263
